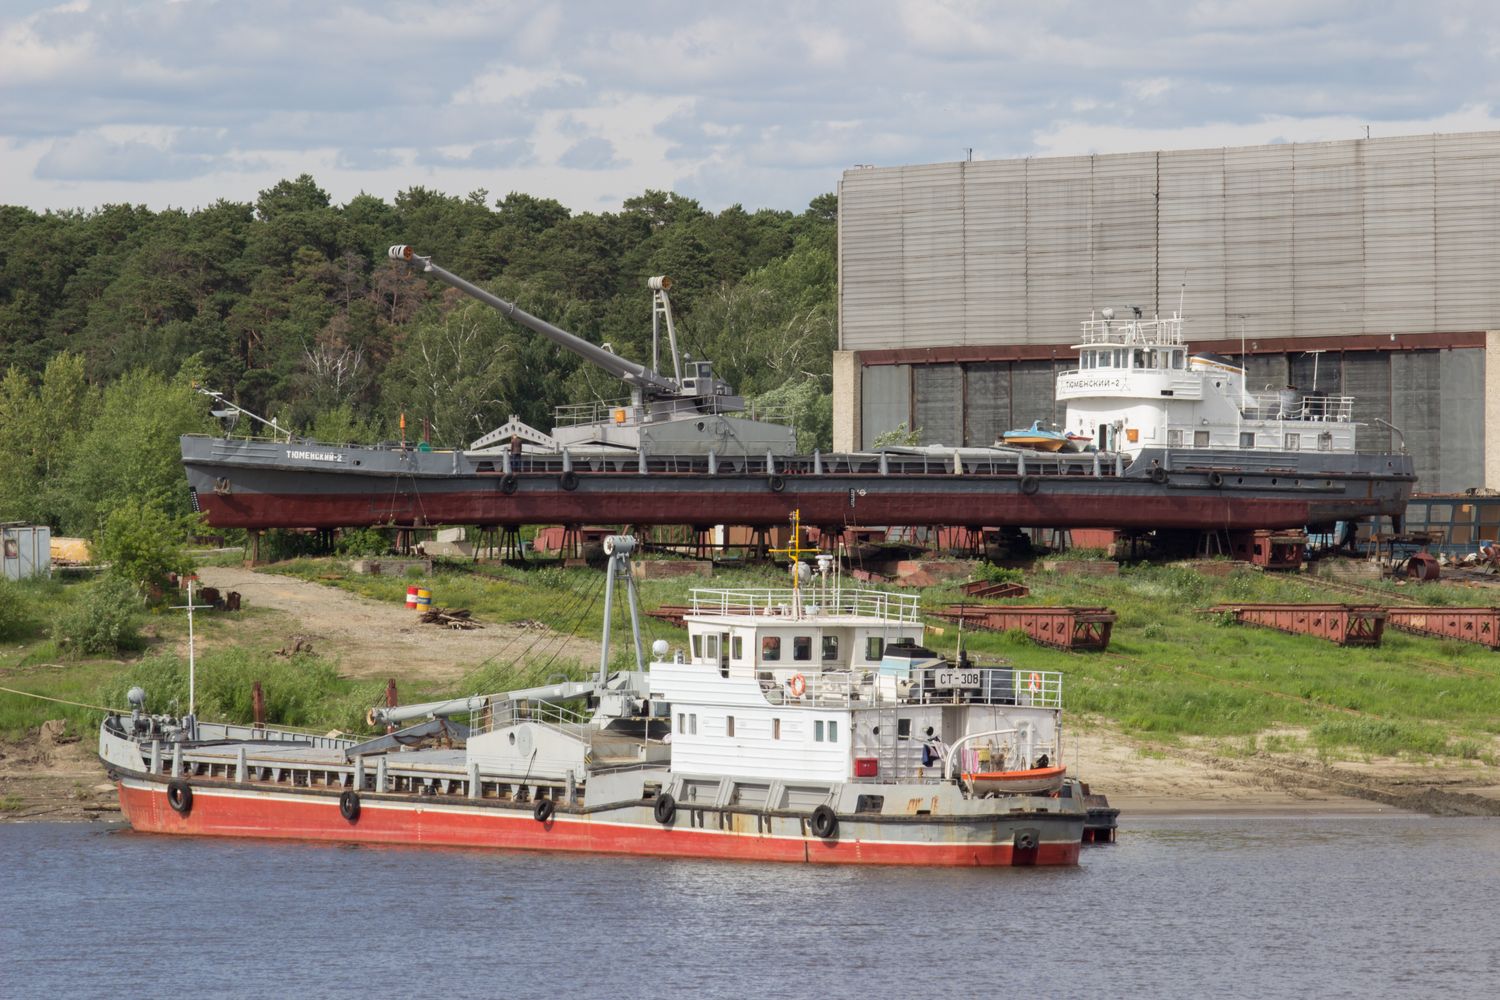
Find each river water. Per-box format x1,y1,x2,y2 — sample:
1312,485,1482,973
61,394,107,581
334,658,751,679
3,813,1498,999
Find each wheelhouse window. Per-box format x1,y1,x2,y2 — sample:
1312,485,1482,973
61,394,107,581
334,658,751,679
793,636,812,662
731,635,743,660
761,636,781,662
691,634,703,660
822,636,839,661
1239,431,1255,449
865,636,884,661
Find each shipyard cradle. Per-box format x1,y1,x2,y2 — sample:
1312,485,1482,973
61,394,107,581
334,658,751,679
101,538,1088,866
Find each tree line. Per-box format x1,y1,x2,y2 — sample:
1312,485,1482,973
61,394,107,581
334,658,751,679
0,176,838,537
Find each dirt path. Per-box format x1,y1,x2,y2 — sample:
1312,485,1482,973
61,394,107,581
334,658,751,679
196,566,600,685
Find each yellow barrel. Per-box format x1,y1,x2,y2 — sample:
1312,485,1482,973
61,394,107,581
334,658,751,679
415,588,432,608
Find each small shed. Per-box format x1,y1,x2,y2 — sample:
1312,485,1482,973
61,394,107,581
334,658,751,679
1,523,51,581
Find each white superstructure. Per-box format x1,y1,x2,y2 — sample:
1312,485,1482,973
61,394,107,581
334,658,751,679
1056,311,1357,458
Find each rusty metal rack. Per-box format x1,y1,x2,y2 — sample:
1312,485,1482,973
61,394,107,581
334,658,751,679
1383,607,1500,649
1208,604,1387,646
931,605,1117,651
958,580,1032,599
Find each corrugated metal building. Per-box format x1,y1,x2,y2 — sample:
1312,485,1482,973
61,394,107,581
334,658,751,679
834,132,1500,494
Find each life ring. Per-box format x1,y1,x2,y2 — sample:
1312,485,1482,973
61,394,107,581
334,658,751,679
653,793,676,825
787,673,807,698
1150,466,1169,485
339,789,361,822
167,780,193,815
811,804,839,839
1207,471,1224,488
500,474,518,495
1019,475,1040,496
559,470,579,491
533,797,555,823
1028,671,1041,694
768,474,786,493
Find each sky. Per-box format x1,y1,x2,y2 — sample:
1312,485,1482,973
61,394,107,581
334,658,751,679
4,0,1500,216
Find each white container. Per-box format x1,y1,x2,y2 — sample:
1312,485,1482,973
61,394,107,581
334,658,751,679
1,524,51,581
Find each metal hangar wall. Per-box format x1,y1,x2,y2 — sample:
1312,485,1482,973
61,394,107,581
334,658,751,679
834,131,1500,494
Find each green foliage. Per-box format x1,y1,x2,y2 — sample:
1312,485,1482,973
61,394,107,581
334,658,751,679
334,527,389,557
750,375,832,452
51,577,144,656
975,563,1024,584
0,576,32,641
95,501,194,591
872,421,922,448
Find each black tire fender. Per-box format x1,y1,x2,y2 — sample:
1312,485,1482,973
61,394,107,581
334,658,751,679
653,793,677,826
1150,466,1169,485
768,474,786,493
533,797,555,823
500,474,518,495
339,789,361,822
167,779,193,816
1207,471,1224,488
811,803,839,839
1019,475,1040,496
559,470,580,491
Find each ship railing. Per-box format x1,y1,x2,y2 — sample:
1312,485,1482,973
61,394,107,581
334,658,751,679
753,668,1063,709
1076,316,1183,346
499,449,1124,480
552,397,794,427
689,587,923,623
1239,393,1354,422
468,698,592,738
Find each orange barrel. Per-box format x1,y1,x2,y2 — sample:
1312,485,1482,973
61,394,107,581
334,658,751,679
406,586,419,610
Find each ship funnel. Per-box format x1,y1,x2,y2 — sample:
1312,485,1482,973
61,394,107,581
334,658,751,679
648,275,672,290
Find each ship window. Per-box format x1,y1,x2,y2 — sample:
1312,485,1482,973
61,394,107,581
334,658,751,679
731,635,743,660
793,636,812,661
704,633,719,664
691,634,703,660
1173,352,1185,369
678,713,685,734
1239,432,1255,449
1284,433,1300,451
1319,431,1333,452
828,721,839,743
865,636,884,661
1167,429,1182,447
815,720,825,742
822,635,839,661
773,718,781,740
897,718,912,739
1194,430,1210,447
726,716,735,737
762,636,781,661
690,714,697,735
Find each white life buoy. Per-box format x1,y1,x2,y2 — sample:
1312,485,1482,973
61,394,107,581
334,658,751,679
788,673,807,698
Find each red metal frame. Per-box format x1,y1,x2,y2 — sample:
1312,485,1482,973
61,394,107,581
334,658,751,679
1384,607,1500,649
932,605,1117,651
1209,603,1387,646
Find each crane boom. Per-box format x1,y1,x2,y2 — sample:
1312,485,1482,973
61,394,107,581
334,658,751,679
389,245,678,394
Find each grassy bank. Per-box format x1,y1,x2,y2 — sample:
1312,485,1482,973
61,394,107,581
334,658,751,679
4,557,1500,767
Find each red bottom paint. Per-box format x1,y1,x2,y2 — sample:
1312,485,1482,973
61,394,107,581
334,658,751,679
117,782,1081,867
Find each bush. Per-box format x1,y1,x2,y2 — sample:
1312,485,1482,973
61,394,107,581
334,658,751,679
0,576,32,641
334,528,389,558
95,501,194,593
976,562,1024,584
52,577,144,656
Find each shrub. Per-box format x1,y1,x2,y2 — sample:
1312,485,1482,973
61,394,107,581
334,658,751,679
52,577,144,656
95,501,194,593
0,576,31,641
335,528,389,557
976,562,1024,584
